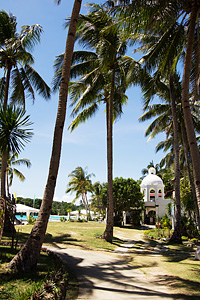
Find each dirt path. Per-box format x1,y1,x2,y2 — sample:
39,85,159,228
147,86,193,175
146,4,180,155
46,229,189,300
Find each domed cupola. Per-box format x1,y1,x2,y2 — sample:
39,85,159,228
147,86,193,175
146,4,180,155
140,167,164,202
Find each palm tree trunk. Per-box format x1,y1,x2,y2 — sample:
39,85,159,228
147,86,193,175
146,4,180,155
0,152,6,241
0,197,6,242
0,66,12,242
8,0,82,272
169,73,182,243
0,150,7,241
4,65,11,108
181,1,200,218
81,188,88,219
181,123,200,229
85,192,90,219
6,169,10,197
102,70,115,242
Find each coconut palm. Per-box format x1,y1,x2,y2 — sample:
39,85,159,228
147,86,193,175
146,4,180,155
141,161,161,179
8,0,82,272
91,182,105,215
0,105,33,241
109,0,200,234
0,10,51,217
66,166,94,218
139,75,200,232
53,3,131,242
0,10,51,108
6,152,31,197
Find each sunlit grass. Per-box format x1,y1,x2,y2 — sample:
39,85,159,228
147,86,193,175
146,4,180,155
2,222,200,297
2,222,124,252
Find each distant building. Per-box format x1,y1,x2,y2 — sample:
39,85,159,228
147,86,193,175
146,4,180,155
140,167,172,224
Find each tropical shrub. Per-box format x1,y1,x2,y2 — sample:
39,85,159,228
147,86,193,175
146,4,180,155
27,215,36,224
60,217,67,222
160,214,172,229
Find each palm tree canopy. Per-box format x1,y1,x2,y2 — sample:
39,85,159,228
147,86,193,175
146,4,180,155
6,152,31,187
52,4,135,131
0,10,51,106
66,166,94,201
0,105,33,154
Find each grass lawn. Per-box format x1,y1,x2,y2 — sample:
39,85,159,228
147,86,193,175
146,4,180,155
1,222,200,298
0,246,76,300
3,221,124,252
118,233,200,298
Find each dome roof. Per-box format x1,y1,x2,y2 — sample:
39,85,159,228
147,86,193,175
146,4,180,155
141,167,164,187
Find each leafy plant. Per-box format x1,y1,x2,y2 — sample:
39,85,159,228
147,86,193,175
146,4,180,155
27,216,36,224
60,217,67,222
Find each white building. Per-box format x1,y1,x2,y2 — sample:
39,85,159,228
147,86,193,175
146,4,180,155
140,167,172,224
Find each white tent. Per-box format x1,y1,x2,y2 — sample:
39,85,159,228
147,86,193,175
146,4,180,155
16,204,39,217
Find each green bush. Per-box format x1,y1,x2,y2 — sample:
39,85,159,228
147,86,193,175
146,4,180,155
27,215,36,224
60,217,67,222
160,214,172,229
190,238,198,243
144,228,172,240
181,236,188,241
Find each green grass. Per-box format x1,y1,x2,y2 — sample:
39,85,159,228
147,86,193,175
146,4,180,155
3,222,124,252
0,247,54,299
1,222,200,298
124,237,200,298
0,246,78,300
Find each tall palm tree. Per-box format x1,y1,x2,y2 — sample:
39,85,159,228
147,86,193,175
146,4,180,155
53,3,130,242
0,10,51,108
0,105,33,241
139,76,200,232
6,152,31,197
0,10,51,213
109,0,200,232
8,0,82,272
66,166,94,218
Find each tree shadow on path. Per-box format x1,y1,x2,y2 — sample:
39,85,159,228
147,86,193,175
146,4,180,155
53,249,197,300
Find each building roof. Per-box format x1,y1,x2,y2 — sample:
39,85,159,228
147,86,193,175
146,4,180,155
141,167,164,187
16,203,39,214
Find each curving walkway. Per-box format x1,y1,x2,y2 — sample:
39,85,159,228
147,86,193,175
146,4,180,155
46,240,190,300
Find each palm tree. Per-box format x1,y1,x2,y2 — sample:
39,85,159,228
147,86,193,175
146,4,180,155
141,161,161,179
91,182,105,216
109,0,200,232
66,166,94,218
0,10,51,108
139,76,200,233
6,152,31,197
0,105,33,241
8,0,82,272
0,10,51,215
53,3,130,242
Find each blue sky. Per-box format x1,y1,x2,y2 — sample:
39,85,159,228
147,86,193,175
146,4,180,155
2,0,165,203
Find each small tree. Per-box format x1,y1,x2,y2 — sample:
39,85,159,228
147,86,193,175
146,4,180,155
101,177,144,226
66,166,94,219
0,105,33,241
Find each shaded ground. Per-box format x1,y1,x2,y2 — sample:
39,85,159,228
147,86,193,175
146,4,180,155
47,228,198,300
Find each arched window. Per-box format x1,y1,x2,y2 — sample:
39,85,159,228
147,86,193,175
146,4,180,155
149,189,155,202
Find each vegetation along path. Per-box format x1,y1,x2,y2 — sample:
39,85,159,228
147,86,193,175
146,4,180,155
47,229,194,300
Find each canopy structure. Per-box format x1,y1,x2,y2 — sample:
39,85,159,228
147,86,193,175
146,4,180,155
16,204,39,217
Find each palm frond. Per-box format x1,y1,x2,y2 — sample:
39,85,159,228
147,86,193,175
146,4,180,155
24,64,51,100
20,24,43,51
69,103,99,132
